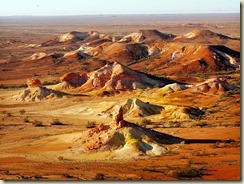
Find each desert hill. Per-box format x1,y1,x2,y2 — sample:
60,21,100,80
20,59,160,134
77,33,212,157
42,31,114,46
74,62,172,92
60,107,184,160
174,29,238,43
0,29,240,86
118,29,175,43
12,79,65,101
130,42,240,75
173,29,240,51
196,77,236,94
104,98,163,118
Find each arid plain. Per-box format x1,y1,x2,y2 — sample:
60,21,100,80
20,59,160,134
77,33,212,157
0,14,240,180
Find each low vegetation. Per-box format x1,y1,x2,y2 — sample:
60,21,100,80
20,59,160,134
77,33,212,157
51,119,65,125
172,163,205,180
86,121,96,128
32,120,44,127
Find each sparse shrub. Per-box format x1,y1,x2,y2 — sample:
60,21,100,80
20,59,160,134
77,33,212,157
58,156,64,160
86,121,96,128
32,120,43,127
63,174,74,179
169,121,181,128
141,118,153,125
1,68,12,71
51,119,65,125
43,80,60,86
95,173,105,180
6,112,12,117
196,122,208,128
19,109,26,115
23,117,30,123
172,162,205,180
180,155,189,159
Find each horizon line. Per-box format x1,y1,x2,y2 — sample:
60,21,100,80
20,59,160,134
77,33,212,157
0,12,240,17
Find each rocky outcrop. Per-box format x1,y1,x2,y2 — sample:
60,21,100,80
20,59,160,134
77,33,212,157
13,78,64,101
68,120,184,159
161,105,204,120
196,78,235,94
112,105,127,128
26,78,42,88
60,72,88,88
58,31,90,42
119,29,175,43
173,29,238,44
77,62,169,92
29,52,48,60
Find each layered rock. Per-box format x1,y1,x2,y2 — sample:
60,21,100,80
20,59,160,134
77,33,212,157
161,105,204,120
77,62,169,92
26,78,42,88
112,105,127,128
58,31,89,42
119,29,175,43
29,52,48,60
196,78,235,94
60,72,88,88
13,78,64,101
173,29,238,44
67,119,184,159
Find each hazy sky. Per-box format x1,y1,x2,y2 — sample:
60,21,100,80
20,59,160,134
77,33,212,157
0,0,240,16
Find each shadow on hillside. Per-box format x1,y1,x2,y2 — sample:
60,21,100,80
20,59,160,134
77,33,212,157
128,122,235,145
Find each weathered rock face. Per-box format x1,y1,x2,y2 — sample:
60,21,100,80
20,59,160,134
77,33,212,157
174,29,232,42
29,52,48,60
196,78,235,94
77,62,168,92
118,29,175,43
60,72,88,88
13,78,64,101
26,78,42,88
58,31,89,42
113,105,127,128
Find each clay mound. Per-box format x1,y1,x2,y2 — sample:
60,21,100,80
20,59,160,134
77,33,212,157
174,29,237,44
29,52,48,60
26,78,42,88
63,41,110,60
196,78,235,94
41,31,113,46
78,44,104,56
162,105,204,120
98,42,162,64
59,72,88,88
12,78,65,101
98,43,138,64
105,98,163,118
41,121,184,160
147,44,161,56
28,52,63,61
63,50,90,59
125,44,149,60
66,108,184,160
131,42,240,75
119,29,175,43
159,83,191,95
76,62,170,92
13,87,64,102
58,31,90,42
